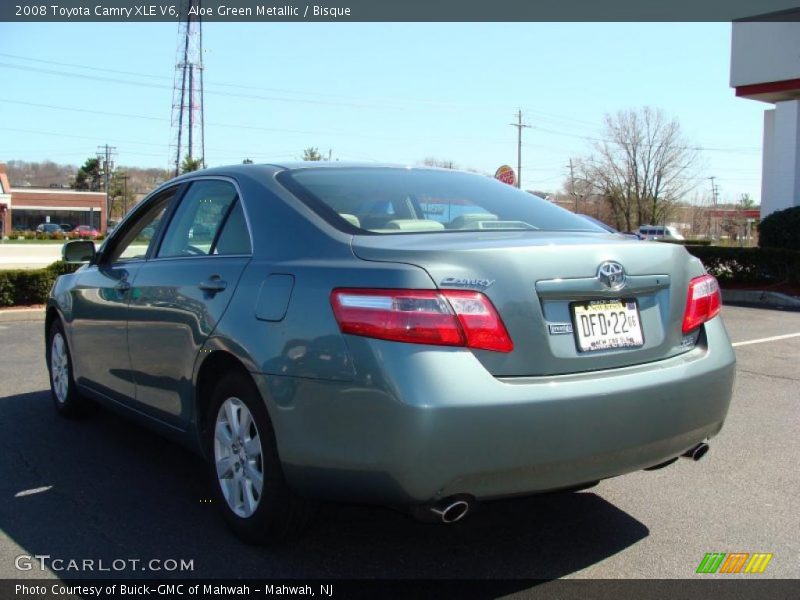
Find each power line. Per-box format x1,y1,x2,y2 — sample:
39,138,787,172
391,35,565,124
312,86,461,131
0,51,620,123
0,97,514,146
0,126,173,148
0,54,766,154
526,125,761,154
0,51,503,112
0,60,476,114
0,56,764,156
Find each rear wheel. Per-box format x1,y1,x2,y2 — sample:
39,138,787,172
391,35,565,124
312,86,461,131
47,320,90,417
206,371,311,544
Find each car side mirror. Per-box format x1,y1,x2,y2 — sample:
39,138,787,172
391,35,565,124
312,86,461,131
63,240,96,264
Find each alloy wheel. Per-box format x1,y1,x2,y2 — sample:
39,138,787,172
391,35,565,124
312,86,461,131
50,332,69,404
214,397,264,518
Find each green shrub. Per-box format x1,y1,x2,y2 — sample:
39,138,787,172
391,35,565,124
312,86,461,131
660,239,712,246
685,246,800,286
0,261,81,307
759,206,800,251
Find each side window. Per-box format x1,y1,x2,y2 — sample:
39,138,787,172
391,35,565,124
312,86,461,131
157,180,248,258
213,200,251,255
108,190,175,263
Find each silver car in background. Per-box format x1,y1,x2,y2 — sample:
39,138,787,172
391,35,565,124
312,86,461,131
47,164,735,543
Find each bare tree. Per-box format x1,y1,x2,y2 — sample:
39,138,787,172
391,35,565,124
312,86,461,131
687,193,712,239
739,193,756,209
579,107,702,231
564,158,596,214
6,160,76,187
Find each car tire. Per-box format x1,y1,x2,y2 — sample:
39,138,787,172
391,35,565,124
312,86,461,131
206,371,312,544
47,320,91,417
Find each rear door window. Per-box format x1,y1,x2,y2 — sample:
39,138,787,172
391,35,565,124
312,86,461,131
157,180,251,258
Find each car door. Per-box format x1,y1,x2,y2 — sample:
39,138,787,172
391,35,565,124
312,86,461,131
126,177,252,427
68,186,179,404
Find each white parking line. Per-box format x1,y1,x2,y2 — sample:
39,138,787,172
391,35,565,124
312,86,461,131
732,332,800,348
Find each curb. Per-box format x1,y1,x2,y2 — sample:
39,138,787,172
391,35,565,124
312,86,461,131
0,308,46,322
722,289,800,311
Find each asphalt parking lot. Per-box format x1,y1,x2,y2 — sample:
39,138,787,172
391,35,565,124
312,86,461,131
0,306,798,581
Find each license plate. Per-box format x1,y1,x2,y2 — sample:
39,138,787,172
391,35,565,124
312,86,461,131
571,299,644,352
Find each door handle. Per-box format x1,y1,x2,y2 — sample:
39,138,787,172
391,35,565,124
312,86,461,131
198,276,227,293
115,280,131,292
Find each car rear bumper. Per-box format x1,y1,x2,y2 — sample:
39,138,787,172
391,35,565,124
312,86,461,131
254,317,735,505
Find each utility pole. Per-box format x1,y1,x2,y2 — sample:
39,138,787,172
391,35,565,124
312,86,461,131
569,158,578,213
97,145,116,229
708,176,719,206
118,174,130,217
509,109,531,189
708,176,720,240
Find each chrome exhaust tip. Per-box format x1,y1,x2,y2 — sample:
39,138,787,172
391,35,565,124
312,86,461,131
682,442,710,461
430,499,471,524
409,495,476,524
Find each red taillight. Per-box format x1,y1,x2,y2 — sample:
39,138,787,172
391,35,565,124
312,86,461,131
330,288,513,353
682,274,721,334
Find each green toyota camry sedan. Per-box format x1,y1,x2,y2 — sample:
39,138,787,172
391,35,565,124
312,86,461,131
46,163,735,543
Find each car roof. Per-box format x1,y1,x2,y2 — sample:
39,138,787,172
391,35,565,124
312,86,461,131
171,161,450,180
265,161,407,170
150,162,480,199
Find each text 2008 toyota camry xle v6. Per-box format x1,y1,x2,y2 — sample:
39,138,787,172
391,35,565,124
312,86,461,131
46,164,735,543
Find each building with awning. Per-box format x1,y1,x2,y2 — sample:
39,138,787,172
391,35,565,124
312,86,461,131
0,163,106,236
731,10,800,218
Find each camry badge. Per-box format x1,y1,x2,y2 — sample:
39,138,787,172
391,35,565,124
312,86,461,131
597,261,626,290
440,277,495,290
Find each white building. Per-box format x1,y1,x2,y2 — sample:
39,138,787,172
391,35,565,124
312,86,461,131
730,13,800,218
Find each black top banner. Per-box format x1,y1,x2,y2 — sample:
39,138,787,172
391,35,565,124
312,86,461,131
2,0,800,22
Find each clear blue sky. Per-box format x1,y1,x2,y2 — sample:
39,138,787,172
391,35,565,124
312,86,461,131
0,22,765,202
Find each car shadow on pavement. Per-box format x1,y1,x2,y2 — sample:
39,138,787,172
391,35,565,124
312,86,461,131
0,390,649,581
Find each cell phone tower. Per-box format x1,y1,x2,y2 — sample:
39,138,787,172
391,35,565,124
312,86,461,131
170,0,205,177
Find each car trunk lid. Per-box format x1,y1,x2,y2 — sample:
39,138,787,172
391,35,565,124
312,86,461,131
351,231,700,376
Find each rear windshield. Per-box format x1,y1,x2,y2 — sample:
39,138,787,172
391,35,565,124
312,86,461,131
277,167,604,234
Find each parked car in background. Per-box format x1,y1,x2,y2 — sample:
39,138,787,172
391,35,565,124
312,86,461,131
579,214,642,240
638,225,685,241
36,223,63,234
74,225,99,239
60,224,75,233
47,163,735,544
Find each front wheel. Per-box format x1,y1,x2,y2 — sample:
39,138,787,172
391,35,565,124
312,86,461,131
47,320,90,417
206,371,311,544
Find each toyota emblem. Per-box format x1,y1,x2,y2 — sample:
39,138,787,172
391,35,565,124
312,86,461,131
597,261,626,290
